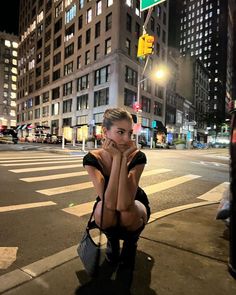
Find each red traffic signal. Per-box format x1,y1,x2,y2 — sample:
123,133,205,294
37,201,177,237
133,102,141,112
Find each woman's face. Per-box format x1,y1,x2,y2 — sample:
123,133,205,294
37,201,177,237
103,119,133,152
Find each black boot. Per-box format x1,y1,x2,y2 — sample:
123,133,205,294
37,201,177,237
103,227,120,265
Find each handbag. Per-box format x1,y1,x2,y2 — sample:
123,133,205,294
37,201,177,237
77,198,105,277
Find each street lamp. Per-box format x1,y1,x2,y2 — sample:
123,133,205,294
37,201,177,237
135,65,169,147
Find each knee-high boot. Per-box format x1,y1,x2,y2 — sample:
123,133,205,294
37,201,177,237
103,227,120,265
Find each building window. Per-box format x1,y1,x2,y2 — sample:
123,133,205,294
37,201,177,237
64,61,73,75
63,81,73,96
77,94,88,110
65,4,76,24
154,101,162,116
65,43,74,58
42,106,49,117
52,87,60,100
96,0,102,15
107,0,113,7
105,38,111,55
126,39,131,55
78,35,82,49
54,35,61,49
86,8,92,23
85,50,90,65
141,96,151,113
106,13,112,31
94,65,110,86
94,88,109,107
95,21,101,38
78,15,83,30
77,55,81,69
125,66,137,86
54,18,62,34
53,52,61,66
52,102,60,115
126,13,132,32
77,74,89,91
86,29,91,44
53,69,60,81
63,99,72,113
79,0,84,9
94,44,100,61
124,88,136,107
35,108,40,119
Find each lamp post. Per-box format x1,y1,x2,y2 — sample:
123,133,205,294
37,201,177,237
135,65,169,147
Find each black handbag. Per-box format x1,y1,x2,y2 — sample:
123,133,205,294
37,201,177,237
77,198,105,277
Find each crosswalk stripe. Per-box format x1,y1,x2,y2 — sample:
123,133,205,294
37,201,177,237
36,168,174,196
61,174,201,217
36,181,93,196
197,182,230,202
1,159,82,167
0,201,57,213
20,171,88,182
0,157,80,163
9,164,83,173
19,168,171,183
143,174,201,195
0,155,79,160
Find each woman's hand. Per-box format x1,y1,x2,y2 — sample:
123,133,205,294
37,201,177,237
102,138,121,157
122,140,137,158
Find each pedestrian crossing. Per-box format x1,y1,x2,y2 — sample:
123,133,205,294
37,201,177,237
0,153,229,218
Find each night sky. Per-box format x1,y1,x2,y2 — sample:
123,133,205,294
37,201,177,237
0,0,20,35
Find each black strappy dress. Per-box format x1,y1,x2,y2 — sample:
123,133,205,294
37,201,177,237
83,151,151,220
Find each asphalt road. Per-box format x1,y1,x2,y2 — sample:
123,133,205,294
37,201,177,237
0,147,229,277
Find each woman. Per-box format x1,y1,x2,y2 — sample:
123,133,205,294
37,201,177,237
83,108,150,271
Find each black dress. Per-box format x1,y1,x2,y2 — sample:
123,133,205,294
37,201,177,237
83,151,151,220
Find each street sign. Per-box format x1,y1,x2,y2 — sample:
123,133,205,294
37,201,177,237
140,0,167,11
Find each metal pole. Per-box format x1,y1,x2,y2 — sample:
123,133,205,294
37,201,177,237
136,67,141,147
228,101,236,279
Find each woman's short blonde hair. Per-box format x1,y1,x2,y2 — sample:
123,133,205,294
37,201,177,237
102,108,133,130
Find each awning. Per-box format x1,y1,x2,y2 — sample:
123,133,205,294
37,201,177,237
21,124,27,130
16,125,22,130
154,120,167,134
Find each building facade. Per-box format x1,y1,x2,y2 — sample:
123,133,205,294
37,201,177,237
0,32,18,130
17,0,169,143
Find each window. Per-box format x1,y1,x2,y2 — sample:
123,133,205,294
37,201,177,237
126,13,132,32
52,102,60,115
52,87,60,100
64,61,73,75
54,35,61,49
86,8,92,23
86,29,91,44
96,0,102,15
53,52,61,66
94,44,100,60
77,74,89,91
79,0,84,9
94,88,109,107
42,106,49,117
77,94,88,110
125,66,137,86
106,13,112,31
54,18,62,33
65,24,74,42
105,38,111,55
124,88,136,107
94,65,110,85
154,101,162,116
63,99,72,113
77,55,81,69
141,96,151,113
78,35,82,49
85,50,90,65
126,39,131,55
35,108,40,119
65,4,76,24
53,69,60,81
107,0,113,7
78,15,83,30
95,22,101,38
63,81,73,96
65,43,74,58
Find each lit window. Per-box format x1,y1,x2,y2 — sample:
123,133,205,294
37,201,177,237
65,4,76,24
12,42,18,48
126,0,132,7
107,0,113,7
86,8,92,23
12,51,17,57
4,40,11,47
96,0,102,15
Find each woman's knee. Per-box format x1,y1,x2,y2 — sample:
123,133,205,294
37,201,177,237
119,203,147,229
94,202,117,229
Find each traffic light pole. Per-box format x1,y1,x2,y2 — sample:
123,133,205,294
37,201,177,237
228,100,236,279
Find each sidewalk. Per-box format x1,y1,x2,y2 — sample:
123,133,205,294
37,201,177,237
1,204,235,295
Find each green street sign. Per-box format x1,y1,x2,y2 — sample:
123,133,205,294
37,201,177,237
140,0,166,11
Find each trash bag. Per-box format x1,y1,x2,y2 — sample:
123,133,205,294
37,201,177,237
216,187,230,220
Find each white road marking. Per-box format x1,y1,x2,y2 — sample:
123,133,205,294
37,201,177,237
143,174,201,195
191,161,228,167
9,164,83,173
142,168,171,176
0,155,79,160
20,171,88,182
1,159,82,166
0,201,57,213
0,248,18,270
62,174,201,217
197,182,230,202
0,157,80,163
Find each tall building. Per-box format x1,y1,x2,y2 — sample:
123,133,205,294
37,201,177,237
17,0,169,143
169,0,236,128
0,32,18,130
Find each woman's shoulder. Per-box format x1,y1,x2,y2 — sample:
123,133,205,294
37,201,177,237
83,150,103,169
128,150,147,170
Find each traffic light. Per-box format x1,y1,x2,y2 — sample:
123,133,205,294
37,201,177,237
137,34,155,58
133,102,141,112
137,35,145,58
144,35,155,55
